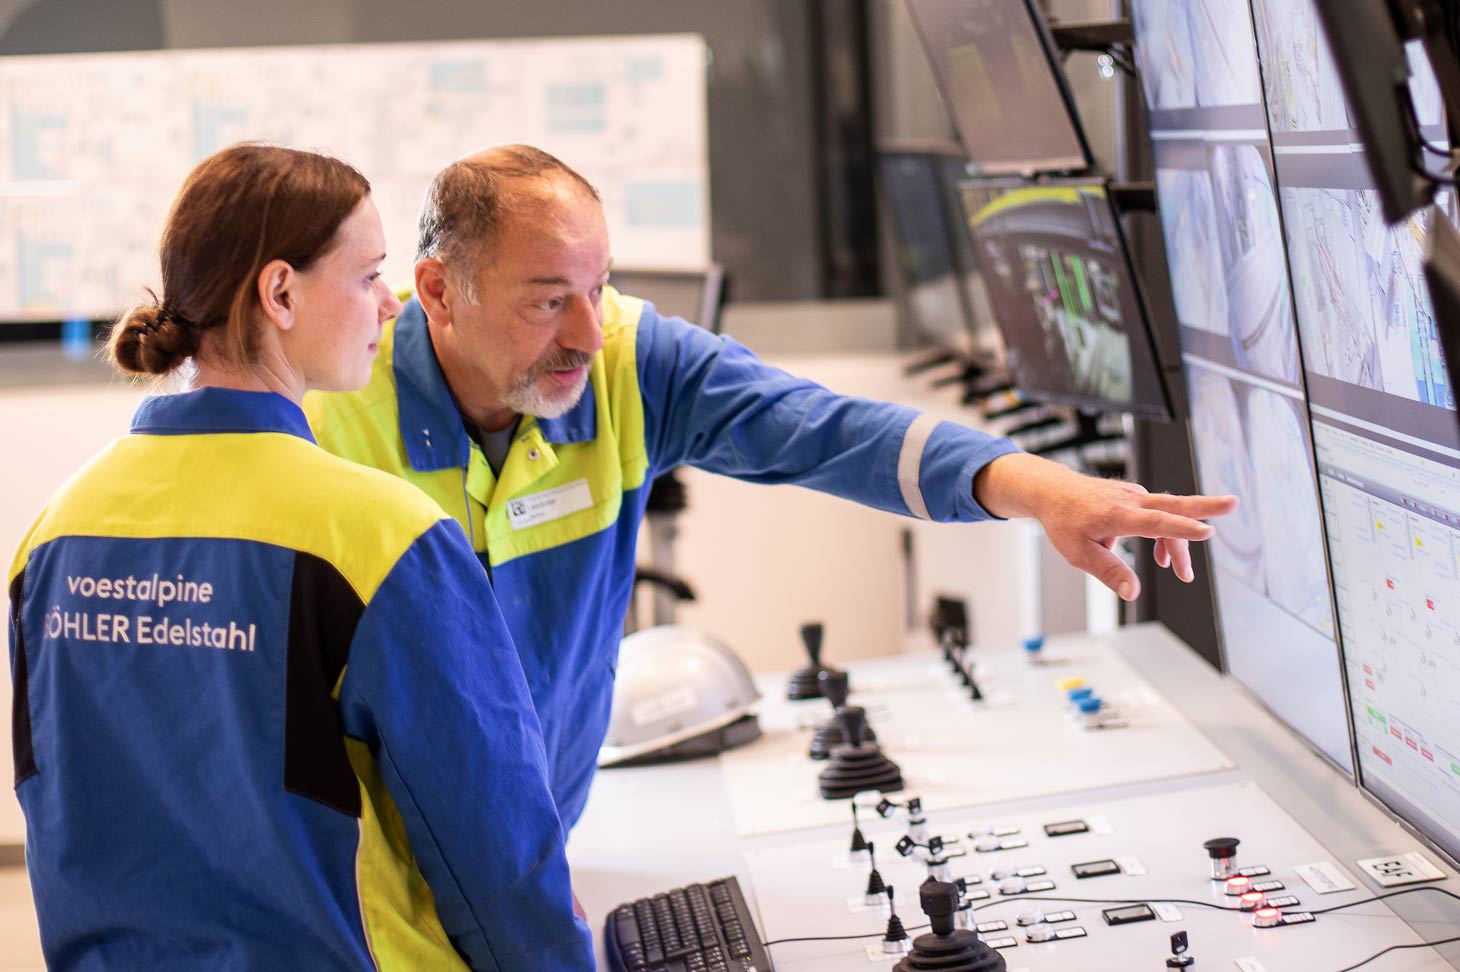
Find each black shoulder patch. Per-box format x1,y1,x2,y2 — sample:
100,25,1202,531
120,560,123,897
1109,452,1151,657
285,552,365,817
10,571,37,788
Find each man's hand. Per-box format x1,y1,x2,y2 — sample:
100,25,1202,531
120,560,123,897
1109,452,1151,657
973,452,1238,601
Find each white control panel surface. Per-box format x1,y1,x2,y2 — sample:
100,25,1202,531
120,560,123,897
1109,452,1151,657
744,780,1453,971
718,633,1234,837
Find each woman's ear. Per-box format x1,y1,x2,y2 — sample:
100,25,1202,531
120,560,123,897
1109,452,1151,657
257,258,297,332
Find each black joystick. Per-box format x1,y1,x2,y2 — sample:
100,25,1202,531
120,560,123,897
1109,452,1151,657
865,841,888,905
818,706,904,799
850,802,869,859
882,886,911,955
809,669,876,760
787,622,843,700
1203,837,1240,881
893,879,1006,972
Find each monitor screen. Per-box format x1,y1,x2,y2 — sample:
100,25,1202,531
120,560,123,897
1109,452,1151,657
608,267,723,333
904,0,1092,175
878,151,979,350
1132,0,1353,772
958,180,1170,417
1253,0,1460,865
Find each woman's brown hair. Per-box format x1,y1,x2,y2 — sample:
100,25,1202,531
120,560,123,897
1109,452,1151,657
109,143,371,376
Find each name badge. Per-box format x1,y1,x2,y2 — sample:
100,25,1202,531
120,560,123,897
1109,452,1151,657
506,478,593,530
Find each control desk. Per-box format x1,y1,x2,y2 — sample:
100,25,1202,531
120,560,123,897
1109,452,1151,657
568,624,1460,971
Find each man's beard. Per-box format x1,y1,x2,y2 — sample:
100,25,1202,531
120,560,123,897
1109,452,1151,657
501,349,594,419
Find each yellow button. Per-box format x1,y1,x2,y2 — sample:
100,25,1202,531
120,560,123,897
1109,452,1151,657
1057,677,1086,691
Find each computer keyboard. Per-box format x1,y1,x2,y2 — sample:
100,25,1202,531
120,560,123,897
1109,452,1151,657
604,875,774,972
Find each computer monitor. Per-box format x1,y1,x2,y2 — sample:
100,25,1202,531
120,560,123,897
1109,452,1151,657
1132,0,1353,774
876,146,982,352
1310,0,1460,222
608,266,725,334
957,179,1171,418
1254,0,1460,866
903,0,1093,175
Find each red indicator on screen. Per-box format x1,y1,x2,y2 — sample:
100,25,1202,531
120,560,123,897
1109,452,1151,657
1387,578,1396,589
1422,748,1435,761
1363,664,1374,675
1392,727,1404,740
1365,679,1376,689
1373,746,1394,765
1407,737,1419,751
1427,598,1436,610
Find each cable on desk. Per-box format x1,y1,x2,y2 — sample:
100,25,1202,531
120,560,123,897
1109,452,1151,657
1307,886,1460,916
973,894,1234,914
1331,934,1460,972
761,922,929,949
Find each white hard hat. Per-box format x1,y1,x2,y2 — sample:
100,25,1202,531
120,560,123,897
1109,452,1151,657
598,625,762,768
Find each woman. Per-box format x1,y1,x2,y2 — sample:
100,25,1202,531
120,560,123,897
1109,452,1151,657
7,144,593,972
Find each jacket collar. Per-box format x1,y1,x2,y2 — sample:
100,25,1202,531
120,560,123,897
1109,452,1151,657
131,387,315,441
392,297,598,473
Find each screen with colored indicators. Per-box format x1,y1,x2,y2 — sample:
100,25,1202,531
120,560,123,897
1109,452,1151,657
958,180,1170,418
1131,0,1353,775
1249,0,1460,866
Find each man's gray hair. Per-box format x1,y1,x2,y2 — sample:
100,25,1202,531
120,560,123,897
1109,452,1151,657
416,145,601,295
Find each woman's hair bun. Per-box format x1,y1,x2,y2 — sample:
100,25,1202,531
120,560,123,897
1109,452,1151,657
108,298,200,376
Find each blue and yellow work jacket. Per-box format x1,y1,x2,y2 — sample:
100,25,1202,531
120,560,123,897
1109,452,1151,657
8,388,593,972
305,289,1019,826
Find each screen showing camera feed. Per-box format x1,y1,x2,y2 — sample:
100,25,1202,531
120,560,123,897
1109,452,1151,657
879,152,976,349
1252,0,1460,859
959,182,1168,416
905,0,1089,175
1133,0,1352,771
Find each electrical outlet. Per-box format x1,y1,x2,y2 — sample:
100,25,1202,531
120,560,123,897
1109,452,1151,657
1355,852,1446,887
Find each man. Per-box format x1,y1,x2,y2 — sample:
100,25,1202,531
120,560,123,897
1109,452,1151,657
305,145,1235,828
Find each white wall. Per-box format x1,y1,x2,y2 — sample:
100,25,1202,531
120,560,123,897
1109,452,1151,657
0,381,146,845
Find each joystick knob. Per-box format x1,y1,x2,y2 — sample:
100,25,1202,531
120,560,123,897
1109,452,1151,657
787,622,843,700
1204,837,1241,881
820,668,850,709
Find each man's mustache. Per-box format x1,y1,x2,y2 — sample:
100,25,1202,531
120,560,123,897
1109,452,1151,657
529,350,594,378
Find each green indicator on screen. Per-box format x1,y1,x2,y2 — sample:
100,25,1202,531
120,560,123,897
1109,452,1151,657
1367,706,1385,724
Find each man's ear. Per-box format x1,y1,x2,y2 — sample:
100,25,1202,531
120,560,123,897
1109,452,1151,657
415,258,454,325
257,259,296,332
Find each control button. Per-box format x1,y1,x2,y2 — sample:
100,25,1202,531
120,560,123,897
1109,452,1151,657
1015,908,1044,927
1252,907,1282,928
1026,924,1057,943
1204,837,1241,881
1224,875,1253,897
1056,677,1086,691
990,866,1020,880
974,835,1002,853
999,877,1028,895
1239,891,1266,911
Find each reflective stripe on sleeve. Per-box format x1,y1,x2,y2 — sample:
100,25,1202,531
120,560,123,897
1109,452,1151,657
897,414,939,521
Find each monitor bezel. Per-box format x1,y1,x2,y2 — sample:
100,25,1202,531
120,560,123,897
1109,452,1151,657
958,176,1174,420
904,0,1096,177
875,143,984,353
607,265,726,335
